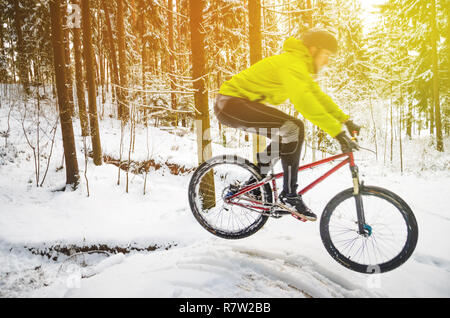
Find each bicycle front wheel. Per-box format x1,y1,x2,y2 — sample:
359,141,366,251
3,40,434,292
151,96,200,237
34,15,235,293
320,186,418,274
188,155,273,240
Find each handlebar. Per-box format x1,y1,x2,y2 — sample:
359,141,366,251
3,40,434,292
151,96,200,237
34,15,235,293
350,130,376,155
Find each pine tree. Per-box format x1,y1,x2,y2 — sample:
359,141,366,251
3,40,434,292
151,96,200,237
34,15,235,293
62,0,75,117
72,0,89,137
81,0,103,165
12,0,30,94
377,0,447,152
117,0,129,122
189,0,215,208
102,0,120,108
49,0,80,188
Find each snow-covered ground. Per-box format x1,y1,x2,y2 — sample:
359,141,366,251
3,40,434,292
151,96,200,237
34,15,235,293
1,98,449,298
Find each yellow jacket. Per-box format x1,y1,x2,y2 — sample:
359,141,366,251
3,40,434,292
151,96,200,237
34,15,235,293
219,37,349,137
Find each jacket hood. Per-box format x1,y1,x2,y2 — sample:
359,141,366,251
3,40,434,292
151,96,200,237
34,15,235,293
282,37,314,73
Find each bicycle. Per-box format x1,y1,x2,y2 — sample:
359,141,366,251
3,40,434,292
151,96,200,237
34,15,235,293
188,137,419,274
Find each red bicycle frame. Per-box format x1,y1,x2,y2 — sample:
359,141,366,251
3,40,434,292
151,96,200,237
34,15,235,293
275,152,356,199
225,152,358,213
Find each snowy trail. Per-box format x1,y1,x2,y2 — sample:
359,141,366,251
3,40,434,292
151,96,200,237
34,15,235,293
1,165,450,297
1,157,450,297
49,240,380,298
1,105,449,298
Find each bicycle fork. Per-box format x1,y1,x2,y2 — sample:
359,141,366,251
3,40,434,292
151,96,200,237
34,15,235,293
350,164,370,237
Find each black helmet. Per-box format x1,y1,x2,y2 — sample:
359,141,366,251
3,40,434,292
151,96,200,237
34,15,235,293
302,29,338,54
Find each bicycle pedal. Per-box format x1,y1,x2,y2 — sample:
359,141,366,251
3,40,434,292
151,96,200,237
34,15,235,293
273,210,291,215
292,214,308,222
271,210,291,218
276,203,313,222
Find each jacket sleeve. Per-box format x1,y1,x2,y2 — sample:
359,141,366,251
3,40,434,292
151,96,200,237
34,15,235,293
309,78,349,124
280,63,348,138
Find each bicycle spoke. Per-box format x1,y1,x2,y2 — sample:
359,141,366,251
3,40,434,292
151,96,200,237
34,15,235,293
192,161,269,236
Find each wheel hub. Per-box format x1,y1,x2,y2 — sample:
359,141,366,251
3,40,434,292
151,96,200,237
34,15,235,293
363,224,373,237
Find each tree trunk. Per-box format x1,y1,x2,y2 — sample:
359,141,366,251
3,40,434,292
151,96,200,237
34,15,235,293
406,103,412,139
390,83,393,163
178,0,188,128
72,0,89,137
168,0,178,126
12,0,30,95
429,92,435,136
97,3,106,110
117,0,129,121
216,67,226,147
190,0,212,164
81,0,103,166
99,20,106,111
189,0,215,209
306,0,313,27
248,0,266,164
369,95,378,160
49,0,80,187
399,103,403,173
138,0,149,126
8,29,17,85
0,21,8,83
102,0,120,112
62,0,75,117
430,0,444,152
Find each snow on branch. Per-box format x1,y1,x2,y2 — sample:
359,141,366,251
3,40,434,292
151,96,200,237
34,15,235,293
111,83,196,95
263,7,317,15
116,98,200,115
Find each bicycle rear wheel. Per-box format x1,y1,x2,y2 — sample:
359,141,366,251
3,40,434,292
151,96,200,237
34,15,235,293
320,186,418,274
188,155,273,239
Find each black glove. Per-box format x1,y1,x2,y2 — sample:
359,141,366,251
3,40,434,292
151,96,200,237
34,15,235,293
345,120,361,136
335,132,359,153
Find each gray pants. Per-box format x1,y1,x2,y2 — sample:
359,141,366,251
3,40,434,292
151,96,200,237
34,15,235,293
214,94,305,195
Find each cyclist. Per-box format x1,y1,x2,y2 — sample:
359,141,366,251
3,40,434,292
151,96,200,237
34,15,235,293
214,29,361,221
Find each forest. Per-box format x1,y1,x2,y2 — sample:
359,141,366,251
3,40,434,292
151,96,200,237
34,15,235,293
0,0,450,299
0,0,448,189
